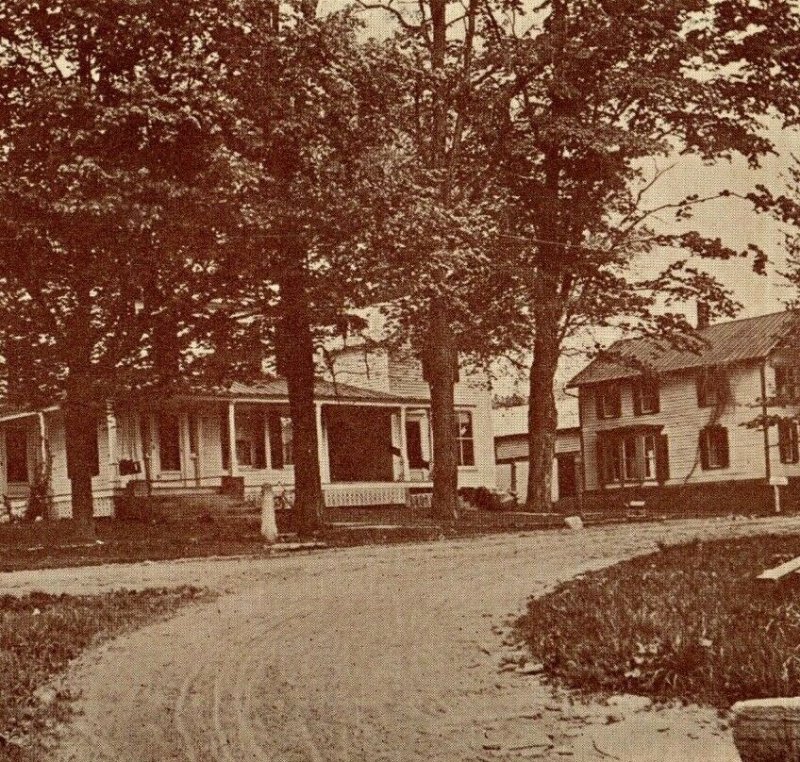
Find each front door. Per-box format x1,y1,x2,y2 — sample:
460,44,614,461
556,452,578,499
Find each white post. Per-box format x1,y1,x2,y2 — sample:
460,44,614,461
37,411,47,467
399,406,409,482
260,483,278,543
105,404,118,477
315,403,329,483
227,401,237,477
775,484,782,514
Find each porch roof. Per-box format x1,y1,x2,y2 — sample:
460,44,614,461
200,379,430,406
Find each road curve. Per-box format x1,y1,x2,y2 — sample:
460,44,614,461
15,515,800,762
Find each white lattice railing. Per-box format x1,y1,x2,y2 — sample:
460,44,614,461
323,483,408,508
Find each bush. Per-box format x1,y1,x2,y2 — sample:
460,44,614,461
515,534,800,709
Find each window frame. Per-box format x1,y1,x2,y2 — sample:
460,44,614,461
697,367,720,408
634,377,660,416
699,425,730,470
776,367,800,401
456,410,475,467
643,434,657,479
596,384,622,420
779,418,800,465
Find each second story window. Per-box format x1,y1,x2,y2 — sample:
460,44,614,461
696,366,721,408
596,384,622,419
775,367,800,401
633,377,660,416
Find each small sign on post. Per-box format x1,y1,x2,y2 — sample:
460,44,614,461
260,484,278,544
770,475,788,514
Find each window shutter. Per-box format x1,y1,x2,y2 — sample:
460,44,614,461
268,413,284,470
656,434,670,483
699,428,710,470
776,367,786,399
696,372,707,407
779,419,791,464
632,382,642,417
596,439,606,487
220,410,230,471
253,413,267,469
595,387,604,419
613,387,622,418
651,382,661,414
717,426,730,468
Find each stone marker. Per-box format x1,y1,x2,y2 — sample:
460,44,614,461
731,697,800,762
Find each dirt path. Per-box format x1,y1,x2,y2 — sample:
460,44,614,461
8,515,800,761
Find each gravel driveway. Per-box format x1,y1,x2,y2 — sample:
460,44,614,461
8,515,800,761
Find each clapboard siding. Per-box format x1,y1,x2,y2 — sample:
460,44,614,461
320,346,391,393
581,361,769,492
496,429,581,462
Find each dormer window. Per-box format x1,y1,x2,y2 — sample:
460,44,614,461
596,384,621,419
633,377,659,416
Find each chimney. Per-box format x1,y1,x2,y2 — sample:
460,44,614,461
696,301,711,330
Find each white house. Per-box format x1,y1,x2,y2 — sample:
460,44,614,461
0,346,496,519
493,401,582,504
567,310,800,513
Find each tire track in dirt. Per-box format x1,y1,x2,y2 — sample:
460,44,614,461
31,516,800,762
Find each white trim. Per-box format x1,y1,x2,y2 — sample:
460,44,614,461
227,402,237,477
0,406,59,424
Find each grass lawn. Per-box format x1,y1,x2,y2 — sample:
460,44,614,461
0,586,208,759
515,533,800,710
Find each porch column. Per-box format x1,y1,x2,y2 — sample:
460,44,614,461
315,403,330,483
105,404,118,479
37,411,48,468
227,401,237,477
398,406,409,482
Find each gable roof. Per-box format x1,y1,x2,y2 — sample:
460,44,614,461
493,399,580,438
568,310,799,387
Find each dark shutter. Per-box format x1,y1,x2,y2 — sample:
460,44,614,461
268,413,284,470
596,438,607,487
656,434,670,483
632,382,642,417
716,426,730,468
780,419,791,463
650,381,661,414
612,386,622,418
220,410,230,471
699,428,710,470
696,372,707,407
776,367,786,399
595,387,604,419
253,413,267,469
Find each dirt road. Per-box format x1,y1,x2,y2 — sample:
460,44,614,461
8,515,800,761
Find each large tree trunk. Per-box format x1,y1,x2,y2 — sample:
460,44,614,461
64,297,96,540
277,268,324,536
526,319,560,512
423,301,459,520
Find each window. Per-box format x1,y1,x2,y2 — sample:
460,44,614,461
643,434,657,479
699,426,729,470
268,413,293,469
5,428,28,483
696,367,721,408
779,419,799,464
775,367,800,401
457,411,475,467
599,431,668,486
234,411,267,469
596,384,621,419
158,413,181,471
633,378,659,415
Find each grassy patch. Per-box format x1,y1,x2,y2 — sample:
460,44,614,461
0,586,208,757
515,534,800,709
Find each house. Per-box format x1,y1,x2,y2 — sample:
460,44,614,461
0,347,496,519
567,310,800,513
493,401,582,505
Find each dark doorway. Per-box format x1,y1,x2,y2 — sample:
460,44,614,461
158,413,181,472
556,452,578,499
326,406,394,483
6,428,28,483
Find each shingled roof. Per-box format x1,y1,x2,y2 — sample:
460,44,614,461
568,310,800,387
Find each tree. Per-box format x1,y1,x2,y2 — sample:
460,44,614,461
0,1,259,535
474,0,800,509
